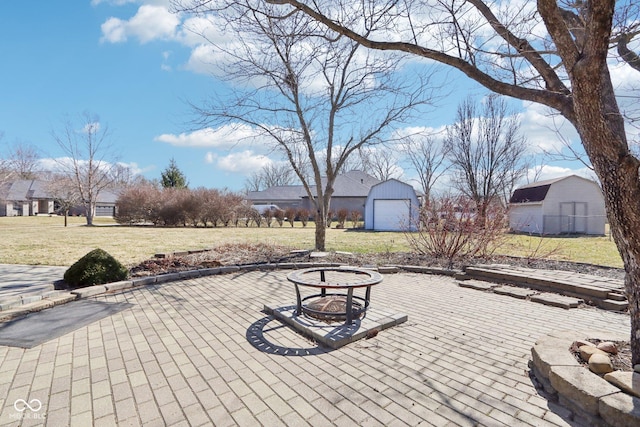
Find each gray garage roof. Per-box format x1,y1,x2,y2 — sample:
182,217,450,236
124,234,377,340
247,170,381,202
246,185,308,202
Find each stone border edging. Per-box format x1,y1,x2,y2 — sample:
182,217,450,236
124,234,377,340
0,262,456,322
531,330,640,427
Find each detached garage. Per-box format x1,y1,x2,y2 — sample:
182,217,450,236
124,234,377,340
509,175,606,235
364,179,420,231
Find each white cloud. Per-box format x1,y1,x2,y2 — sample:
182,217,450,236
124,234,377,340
100,4,180,44
37,157,131,174
101,17,128,43
526,165,596,183
204,152,216,163
116,161,150,175
518,101,579,154
209,150,272,173
184,44,222,75
155,125,269,149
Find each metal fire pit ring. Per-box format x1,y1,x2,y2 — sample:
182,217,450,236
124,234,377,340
287,267,383,324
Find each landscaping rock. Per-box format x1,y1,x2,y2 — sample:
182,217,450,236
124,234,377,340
579,345,608,361
597,341,618,355
588,353,614,374
604,371,640,398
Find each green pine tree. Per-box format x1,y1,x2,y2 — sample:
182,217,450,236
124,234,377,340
160,158,188,188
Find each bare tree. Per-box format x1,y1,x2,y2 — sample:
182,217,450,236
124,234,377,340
244,162,296,191
173,0,435,250
445,95,528,219
262,163,295,188
109,163,141,189
358,146,403,181
243,171,263,193
45,174,82,227
51,112,118,226
268,0,640,363
402,132,449,204
6,141,40,180
0,132,14,186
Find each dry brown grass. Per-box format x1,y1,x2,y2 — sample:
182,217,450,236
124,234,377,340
0,216,408,267
0,216,623,268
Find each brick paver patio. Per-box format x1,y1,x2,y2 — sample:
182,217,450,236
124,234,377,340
0,271,630,426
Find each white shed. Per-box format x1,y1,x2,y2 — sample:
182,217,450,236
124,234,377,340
364,179,420,231
509,175,606,235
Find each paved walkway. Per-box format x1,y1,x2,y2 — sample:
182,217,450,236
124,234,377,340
0,265,66,298
0,270,630,426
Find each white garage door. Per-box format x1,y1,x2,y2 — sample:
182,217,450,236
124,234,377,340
373,199,410,231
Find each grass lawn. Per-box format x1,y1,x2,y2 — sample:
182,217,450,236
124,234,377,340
0,216,624,268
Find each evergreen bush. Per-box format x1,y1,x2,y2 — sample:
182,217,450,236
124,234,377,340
64,248,129,288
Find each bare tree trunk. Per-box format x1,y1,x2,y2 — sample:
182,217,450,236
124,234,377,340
314,213,326,251
313,190,331,251
593,147,640,364
571,62,640,363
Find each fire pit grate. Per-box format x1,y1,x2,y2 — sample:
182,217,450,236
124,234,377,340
287,267,382,324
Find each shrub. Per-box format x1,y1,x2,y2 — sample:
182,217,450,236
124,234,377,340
284,207,297,227
115,183,160,225
336,208,349,228
64,248,129,288
326,210,335,228
404,197,508,268
349,210,362,228
297,208,310,227
250,208,262,227
262,208,274,227
274,208,285,227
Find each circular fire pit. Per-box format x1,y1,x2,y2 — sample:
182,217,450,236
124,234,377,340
287,267,383,324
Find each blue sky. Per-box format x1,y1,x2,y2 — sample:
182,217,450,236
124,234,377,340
1,1,635,192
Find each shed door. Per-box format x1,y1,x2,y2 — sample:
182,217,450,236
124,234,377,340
560,202,588,233
373,199,410,231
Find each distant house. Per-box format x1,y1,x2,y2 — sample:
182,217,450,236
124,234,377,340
509,175,606,235
246,170,381,217
0,179,120,218
0,180,54,216
68,189,120,217
246,185,308,211
364,179,420,231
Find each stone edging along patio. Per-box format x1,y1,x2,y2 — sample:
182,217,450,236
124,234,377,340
0,262,443,323
531,330,640,427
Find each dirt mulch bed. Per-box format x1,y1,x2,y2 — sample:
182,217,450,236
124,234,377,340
130,242,625,281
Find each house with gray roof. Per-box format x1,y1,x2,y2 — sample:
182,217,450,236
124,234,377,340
0,179,54,216
246,170,381,217
0,179,121,217
509,175,606,235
